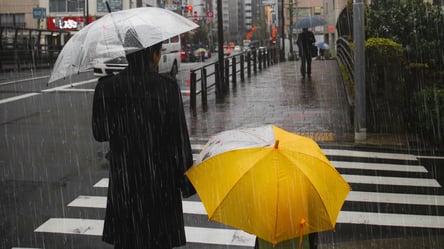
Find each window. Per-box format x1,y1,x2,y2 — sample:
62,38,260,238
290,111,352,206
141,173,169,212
50,0,85,12
0,14,25,27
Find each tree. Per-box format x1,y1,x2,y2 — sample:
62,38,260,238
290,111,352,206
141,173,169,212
367,0,444,73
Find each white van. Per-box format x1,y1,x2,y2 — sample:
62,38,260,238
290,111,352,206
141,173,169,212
158,35,181,76
93,35,181,79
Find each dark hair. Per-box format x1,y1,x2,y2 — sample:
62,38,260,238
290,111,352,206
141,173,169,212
126,41,162,68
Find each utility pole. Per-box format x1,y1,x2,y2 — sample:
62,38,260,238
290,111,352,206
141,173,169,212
217,0,225,96
353,0,366,141
279,0,285,61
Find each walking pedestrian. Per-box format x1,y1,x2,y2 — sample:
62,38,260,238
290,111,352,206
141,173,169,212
92,38,195,249
296,28,316,79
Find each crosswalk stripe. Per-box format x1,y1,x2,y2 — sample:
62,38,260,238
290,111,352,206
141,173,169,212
11,248,42,249
346,191,444,206
322,149,418,161
190,144,420,161
34,218,255,246
342,174,441,187
68,191,444,211
337,211,444,228
93,172,441,189
331,161,428,173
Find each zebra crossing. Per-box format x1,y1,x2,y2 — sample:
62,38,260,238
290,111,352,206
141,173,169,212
28,139,444,248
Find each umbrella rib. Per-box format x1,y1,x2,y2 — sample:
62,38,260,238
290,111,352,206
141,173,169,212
281,150,342,229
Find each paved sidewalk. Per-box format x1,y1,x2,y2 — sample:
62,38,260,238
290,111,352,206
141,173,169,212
184,59,355,144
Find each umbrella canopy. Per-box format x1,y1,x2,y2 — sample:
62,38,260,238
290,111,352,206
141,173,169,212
49,7,198,83
186,125,351,245
316,42,330,50
294,16,327,29
194,47,207,56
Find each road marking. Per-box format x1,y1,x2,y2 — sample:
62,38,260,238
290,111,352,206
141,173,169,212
0,93,40,105
52,88,95,92
322,149,418,161
342,174,441,187
42,79,97,93
69,190,444,212
0,79,97,105
94,171,440,190
0,75,49,86
34,218,255,246
331,161,428,173
191,144,422,161
346,191,444,206
337,211,444,229
11,248,42,249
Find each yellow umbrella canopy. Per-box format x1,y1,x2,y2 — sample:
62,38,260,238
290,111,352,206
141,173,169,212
186,125,351,245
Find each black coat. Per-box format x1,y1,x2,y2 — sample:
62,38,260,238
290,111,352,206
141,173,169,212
297,30,316,58
92,56,194,249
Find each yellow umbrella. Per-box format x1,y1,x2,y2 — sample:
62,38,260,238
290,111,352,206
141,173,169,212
186,125,351,246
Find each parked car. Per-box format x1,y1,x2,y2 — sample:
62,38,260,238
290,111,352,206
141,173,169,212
94,35,181,79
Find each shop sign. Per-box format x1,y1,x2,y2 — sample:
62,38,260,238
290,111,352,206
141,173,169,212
47,16,93,31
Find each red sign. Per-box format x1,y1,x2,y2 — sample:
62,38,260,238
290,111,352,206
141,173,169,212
207,10,214,18
47,16,93,31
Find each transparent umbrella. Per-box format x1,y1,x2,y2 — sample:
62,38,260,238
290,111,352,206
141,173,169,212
294,16,327,29
49,7,198,83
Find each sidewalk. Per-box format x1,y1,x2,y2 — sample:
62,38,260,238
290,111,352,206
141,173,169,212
184,59,355,144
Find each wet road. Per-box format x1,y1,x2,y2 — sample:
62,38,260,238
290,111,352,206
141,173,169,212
1,60,444,249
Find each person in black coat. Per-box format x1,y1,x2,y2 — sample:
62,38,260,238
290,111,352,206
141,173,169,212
92,41,195,249
296,28,316,79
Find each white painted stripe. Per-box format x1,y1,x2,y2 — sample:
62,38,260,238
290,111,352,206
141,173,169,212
11,248,42,249
337,211,444,229
54,88,95,92
191,144,205,150
67,196,208,215
0,75,49,86
182,200,207,215
346,191,444,206
69,190,444,215
68,196,107,208
42,79,97,93
34,218,103,236
34,218,255,246
342,174,441,187
331,161,428,173
0,79,97,105
185,226,255,246
322,149,417,161
416,155,444,160
93,178,108,188
95,171,441,190
0,93,40,105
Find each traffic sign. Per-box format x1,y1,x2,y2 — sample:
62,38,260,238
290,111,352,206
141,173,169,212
32,8,46,19
207,10,214,18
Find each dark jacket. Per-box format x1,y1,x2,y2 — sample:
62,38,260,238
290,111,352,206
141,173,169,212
92,52,194,249
297,30,316,58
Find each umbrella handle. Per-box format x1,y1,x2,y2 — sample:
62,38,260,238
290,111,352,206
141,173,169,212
105,1,112,13
298,219,305,249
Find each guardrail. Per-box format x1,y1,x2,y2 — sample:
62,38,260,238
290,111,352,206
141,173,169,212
336,37,354,84
189,47,279,110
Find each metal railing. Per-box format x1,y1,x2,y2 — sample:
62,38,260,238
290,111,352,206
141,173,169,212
336,37,354,84
189,47,279,110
